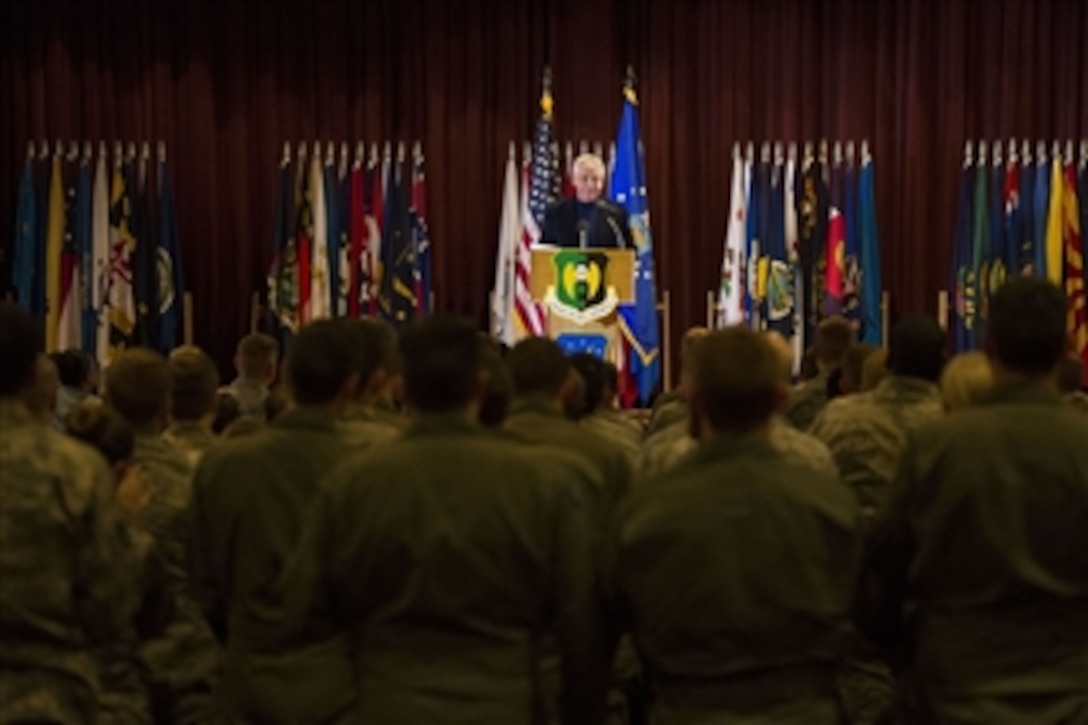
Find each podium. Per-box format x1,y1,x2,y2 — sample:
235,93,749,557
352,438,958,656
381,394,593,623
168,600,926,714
529,247,635,356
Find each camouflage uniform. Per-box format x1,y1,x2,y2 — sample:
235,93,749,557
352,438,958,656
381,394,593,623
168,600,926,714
1063,390,1088,414
580,408,643,470
284,414,609,723
859,383,1088,722
645,416,839,480
609,432,862,723
504,399,632,531
808,375,943,514
219,378,269,421
0,399,129,722
132,432,220,723
190,407,356,723
163,421,218,466
783,372,831,430
337,401,407,450
645,391,686,436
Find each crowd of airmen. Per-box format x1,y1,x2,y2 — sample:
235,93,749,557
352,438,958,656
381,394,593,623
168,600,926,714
1,273,1086,724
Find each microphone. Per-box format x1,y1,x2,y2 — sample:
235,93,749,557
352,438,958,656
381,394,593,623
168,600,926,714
577,219,589,250
604,214,626,249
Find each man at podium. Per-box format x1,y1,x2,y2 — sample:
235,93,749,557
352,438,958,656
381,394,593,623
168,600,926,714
542,153,633,249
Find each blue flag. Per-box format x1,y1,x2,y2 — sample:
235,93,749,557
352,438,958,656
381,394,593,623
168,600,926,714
1032,153,1050,277
858,157,882,345
410,152,432,316
11,156,36,310
378,156,416,327
951,160,976,352
612,84,661,404
76,158,95,353
764,159,793,337
157,158,184,353
267,159,298,334
971,160,990,341
988,154,1007,297
33,152,49,317
323,159,341,317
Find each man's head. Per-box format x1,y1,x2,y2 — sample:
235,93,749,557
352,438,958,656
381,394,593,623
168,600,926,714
52,349,95,391
985,277,1067,378
569,352,606,414
690,327,788,439
507,337,572,399
861,348,889,391
840,343,879,394
888,314,945,382
572,153,606,203
939,351,994,412
350,318,399,401
234,333,279,386
0,302,43,399
1056,355,1084,394
23,354,59,424
168,346,220,423
399,315,482,414
814,316,854,371
286,320,361,409
762,331,794,385
678,326,710,400
105,348,172,429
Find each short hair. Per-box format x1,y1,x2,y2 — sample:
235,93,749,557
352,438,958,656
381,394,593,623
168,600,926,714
815,316,854,366
66,402,135,466
940,352,994,412
842,343,878,388
236,333,279,379
569,352,606,413
478,335,511,427
24,354,59,418
1056,355,1084,394
680,327,710,374
168,346,220,421
351,318,399,383
692,327,782,433
601,362,619,395
562,369,587,420
987,277,1067,375
888,314,945,381
286,320,362,406
52,349,92,388
105,348,172,426
399,315,481,413
507,337,571,396
762,331,794,384
861,349,889,391
799,346,819,381
0,302,43,396
572,153,606,178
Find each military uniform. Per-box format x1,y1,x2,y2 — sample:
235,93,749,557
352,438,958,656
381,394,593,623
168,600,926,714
132,432,220,723
609,432,862,723
645,391,686,436
0,399,129,722
808,375,943,514
784,372,831,430
163,421,218,466
337,401,408,450
190,407,356,723
284,414,609,724
580,408,642,470
859,383,1088,722
645,416,839,480
504,399,632,532
1064,390,1088,414
219,378,269,421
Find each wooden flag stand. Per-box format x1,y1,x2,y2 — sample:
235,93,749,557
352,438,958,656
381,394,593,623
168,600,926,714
183,291,194,345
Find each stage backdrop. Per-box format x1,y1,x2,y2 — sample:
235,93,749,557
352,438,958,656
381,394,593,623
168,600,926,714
2,0,1086,375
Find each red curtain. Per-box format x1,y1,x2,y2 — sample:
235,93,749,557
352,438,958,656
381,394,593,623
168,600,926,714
2,0,1086,372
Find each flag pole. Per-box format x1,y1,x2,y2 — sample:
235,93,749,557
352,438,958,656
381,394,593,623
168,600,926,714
937,290,949,332
183,291,193,345
656,289,671,393
706,290,715,329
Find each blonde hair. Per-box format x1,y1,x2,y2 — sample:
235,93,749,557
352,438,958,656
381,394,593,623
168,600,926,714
572,153,606,178
940,352,994,412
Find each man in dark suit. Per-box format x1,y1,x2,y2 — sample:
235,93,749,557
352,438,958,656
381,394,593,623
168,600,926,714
542,153,633,249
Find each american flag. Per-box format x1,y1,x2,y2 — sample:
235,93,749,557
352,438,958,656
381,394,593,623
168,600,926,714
516,83,557,336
